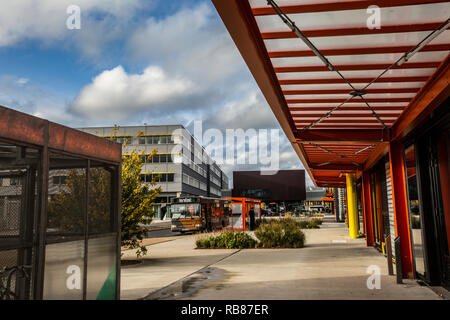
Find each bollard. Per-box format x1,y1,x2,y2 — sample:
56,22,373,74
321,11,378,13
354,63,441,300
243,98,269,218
385,235,394,276
394,236,403,284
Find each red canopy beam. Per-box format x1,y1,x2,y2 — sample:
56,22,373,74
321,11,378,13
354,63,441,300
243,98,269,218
261,23,443,39
296,124,391,129
293,113,400,118
275,62,440,73
290,106,406,111
295,119,395,124
269,44,450,58
280,77,429,85
287,98,412,103
296,129,389,142
284,88,419,95
311,164,362,171
253,0,449,16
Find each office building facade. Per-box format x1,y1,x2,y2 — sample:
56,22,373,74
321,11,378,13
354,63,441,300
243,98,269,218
78,125,229,220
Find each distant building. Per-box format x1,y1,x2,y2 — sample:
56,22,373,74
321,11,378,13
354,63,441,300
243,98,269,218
232,170,306,202
304,187,327,209
78,125,229,220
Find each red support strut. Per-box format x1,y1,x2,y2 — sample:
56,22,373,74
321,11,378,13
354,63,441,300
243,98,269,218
389,141,414,278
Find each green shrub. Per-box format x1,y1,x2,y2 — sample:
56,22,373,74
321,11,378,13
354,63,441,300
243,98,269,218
307,218,323,228
296,220,310,229
196,231,257,249
255,217,322,230
255,219,305,248
254,218,270,229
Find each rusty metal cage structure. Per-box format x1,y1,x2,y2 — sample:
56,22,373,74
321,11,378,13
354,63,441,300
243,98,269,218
0,105,122,300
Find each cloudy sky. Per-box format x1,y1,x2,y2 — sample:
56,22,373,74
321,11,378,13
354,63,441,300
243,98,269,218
0,0,310,186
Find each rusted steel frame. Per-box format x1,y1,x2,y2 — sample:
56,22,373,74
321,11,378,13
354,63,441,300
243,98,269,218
253,0,449,15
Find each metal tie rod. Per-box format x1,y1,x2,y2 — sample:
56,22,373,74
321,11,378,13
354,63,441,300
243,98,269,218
267,0,357,92
308,142,361,167
362,17,450,91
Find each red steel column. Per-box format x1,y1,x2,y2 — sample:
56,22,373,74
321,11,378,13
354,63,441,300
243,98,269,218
242,200,246,231
389,141,414,278
362,171,374,246
437,135,450,252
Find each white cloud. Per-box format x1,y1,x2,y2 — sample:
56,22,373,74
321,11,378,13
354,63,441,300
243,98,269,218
72,65,193,120
204,90,279,130
0,0,145,61
127,3,245,90
16,78,29,85
71,3,250,121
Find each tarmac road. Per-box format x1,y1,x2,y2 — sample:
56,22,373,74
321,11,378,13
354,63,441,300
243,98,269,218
146,228,185,238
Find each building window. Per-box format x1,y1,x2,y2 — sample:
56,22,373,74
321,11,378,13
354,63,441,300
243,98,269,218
10,177,21,186
107,136,130,145
53,176,67,185
140,173,174,183
139,135,176,145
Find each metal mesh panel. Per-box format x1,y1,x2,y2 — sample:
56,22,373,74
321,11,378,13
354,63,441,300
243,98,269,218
0,143,38,300
0,249,18,300
0,174,23,238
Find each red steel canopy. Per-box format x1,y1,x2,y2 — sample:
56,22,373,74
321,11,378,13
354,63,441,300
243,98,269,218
212,0,450,187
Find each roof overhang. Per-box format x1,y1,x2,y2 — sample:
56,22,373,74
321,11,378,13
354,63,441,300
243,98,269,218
0,105,122,163
213,0,450,187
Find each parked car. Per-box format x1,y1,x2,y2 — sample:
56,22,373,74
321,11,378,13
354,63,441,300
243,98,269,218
262,208,274,216
309,205,325,214
294,206,305,214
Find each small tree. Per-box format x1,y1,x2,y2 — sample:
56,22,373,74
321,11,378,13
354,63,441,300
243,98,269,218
121,150,161,257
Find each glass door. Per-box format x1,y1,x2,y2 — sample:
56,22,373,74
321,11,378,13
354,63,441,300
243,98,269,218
370,171,383,248
404,144,426,277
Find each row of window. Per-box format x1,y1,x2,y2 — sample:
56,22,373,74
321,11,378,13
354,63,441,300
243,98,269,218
210,186,222,197
138,135,177,145
139,154,175,164
183,156,207,177
0,177,22,187
140,173,175,183
106,135,179,146
182,134,191,151
53,176,67,185
182,174,207,191
210,175,221,187
304,201,324,206
211,166,221,177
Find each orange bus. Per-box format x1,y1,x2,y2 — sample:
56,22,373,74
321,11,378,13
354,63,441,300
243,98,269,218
170,197,231,233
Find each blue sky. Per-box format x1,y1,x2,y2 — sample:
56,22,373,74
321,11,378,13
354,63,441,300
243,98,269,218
0,0,309,183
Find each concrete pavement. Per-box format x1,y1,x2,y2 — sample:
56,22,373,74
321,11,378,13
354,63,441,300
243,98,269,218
121,221,441,300
120,234,238,300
